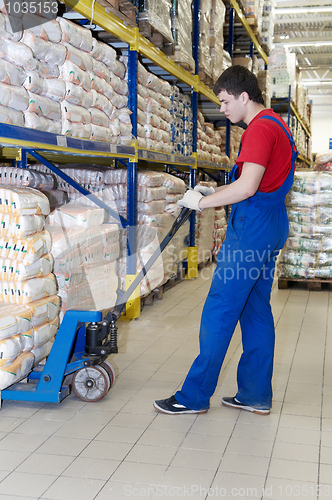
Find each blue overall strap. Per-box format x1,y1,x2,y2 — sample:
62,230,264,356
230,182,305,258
259,115,299,163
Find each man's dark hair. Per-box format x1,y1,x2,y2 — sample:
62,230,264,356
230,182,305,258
213,65,264,104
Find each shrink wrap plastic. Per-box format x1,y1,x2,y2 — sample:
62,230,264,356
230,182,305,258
49,203,105,229
26,17,62,43
90,124,112,142
279,171,332,279
57,17,93,53
28,91,61,120
89,107,110,127
315,151,332,167
0,82,28,112
0,231,51,264
0,104,24,126
62,42,93,71
0,253,53,281
0,214,45,238
22,71,41,94
0,351,34,390
22,31,66,65
210,0,225,83
213,207,227,256
90,39,116,67
64,81,88,106
0,187,49,216
170,0,195,72
34,59,59,79
61,101,91,124
0,38,36,69
59,61,91,91
0,185,58,388
41,79,66,102
0,273,56,304
0,58,25,86
24,111,61,134
61,120,91,139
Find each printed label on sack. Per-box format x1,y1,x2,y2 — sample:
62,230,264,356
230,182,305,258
56,136,67,148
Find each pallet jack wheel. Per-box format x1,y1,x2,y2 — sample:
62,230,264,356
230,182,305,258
71,366,111,402
100,361,116,388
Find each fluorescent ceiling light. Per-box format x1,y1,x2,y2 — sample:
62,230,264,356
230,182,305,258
285,40,332,46
302,80,332,86
276,6,332,14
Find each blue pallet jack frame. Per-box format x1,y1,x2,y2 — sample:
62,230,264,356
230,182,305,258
1,208,192,405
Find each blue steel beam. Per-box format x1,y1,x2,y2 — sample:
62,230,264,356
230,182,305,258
26,149,127,226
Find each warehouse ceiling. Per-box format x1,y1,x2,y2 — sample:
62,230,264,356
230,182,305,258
274,0,332,114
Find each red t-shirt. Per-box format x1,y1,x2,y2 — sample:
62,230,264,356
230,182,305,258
236,109,293,193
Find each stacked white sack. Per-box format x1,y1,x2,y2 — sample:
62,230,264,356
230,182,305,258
46,202,120,315
278,171,332,279
104,168,167,295
137,61,173,152
170,86,193,156
213,206,227,256
0,186,60,390
162,172,189,273
88,39,131,144
195,181,215,264
197,111,229,163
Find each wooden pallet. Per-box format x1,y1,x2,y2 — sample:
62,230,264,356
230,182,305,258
142,267,186,307
169,47,194,73
138,15,174,51
198,69,214,88
97,0,137,27
278,277,332,291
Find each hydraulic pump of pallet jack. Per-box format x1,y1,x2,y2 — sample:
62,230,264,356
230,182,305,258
84,208,193,363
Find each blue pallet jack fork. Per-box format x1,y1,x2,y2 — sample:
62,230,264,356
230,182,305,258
1,208,192,405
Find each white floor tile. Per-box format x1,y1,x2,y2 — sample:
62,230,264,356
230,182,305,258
0,273,330,498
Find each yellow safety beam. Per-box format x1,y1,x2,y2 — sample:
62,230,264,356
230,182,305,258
64,0,135,44
186,247,198,279
124,274,141,319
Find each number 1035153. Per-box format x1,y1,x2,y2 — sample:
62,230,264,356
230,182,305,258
6,1,58,15
278,485,330,497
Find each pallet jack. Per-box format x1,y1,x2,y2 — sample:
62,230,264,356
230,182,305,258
1,208,192,405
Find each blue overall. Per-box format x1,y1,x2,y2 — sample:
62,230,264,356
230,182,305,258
175,116,298,411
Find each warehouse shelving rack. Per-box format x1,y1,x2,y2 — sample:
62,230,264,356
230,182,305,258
0,0,236,322
271,86,312,166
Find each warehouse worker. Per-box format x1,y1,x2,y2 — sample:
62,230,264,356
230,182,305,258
153,65,298,416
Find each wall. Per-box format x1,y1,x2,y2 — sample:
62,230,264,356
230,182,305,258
311,113,332,155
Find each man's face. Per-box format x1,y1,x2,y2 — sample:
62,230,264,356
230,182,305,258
218,90,245,124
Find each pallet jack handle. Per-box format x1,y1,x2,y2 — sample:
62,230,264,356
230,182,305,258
108,207,192,322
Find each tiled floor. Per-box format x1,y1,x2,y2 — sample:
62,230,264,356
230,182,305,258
0,265,331,500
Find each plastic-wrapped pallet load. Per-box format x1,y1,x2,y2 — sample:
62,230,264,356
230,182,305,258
210,0,226,83
199,0,213,83
46,202,120,316
195,181,215,264
138,0,173,45
136,63,173,153
170,86,193,156
213,206,227,257
170,0,195,73
278,171,332,279
0,185,60,391
197,111,230,164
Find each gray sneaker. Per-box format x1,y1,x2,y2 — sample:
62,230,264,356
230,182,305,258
222,396,270,415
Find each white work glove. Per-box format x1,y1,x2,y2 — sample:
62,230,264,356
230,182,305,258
177,189,203,211
194,185,215,196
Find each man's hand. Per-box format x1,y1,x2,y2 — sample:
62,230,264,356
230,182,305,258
194,185,215,196
177,190,203,211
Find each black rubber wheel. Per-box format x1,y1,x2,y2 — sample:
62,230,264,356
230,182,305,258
71,365,111,402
